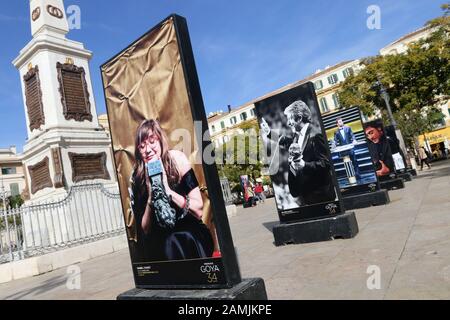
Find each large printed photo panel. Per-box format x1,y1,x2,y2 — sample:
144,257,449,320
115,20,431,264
254,82,343,223
323,107,380,196
363,119,397,181
101,15,239,289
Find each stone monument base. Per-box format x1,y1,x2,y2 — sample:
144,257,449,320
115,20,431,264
273,212,358,246
380,178,405,190
343,189,390,210
117,278,267,300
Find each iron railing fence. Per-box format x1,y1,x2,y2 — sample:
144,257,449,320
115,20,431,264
0,183,125,264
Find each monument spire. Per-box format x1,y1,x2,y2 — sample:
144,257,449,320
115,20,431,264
30,0,69,38
13,0,116,202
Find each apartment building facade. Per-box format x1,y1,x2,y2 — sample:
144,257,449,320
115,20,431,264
0,147,26,199
208,59,361,146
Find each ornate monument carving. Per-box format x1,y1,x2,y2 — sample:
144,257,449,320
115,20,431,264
21,165,31,201
57,62,93,122
32,7,41,21
51,147,65,188
28,157,53,194
69,152,110,183
15,0,116,202
24,66,45,131
47,5,63,19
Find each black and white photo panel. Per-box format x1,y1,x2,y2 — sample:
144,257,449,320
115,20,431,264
254,82,343,223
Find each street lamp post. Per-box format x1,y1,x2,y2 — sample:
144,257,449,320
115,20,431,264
375,77,397,128
374,77,412,169
0,178,12,261
365,56,397,128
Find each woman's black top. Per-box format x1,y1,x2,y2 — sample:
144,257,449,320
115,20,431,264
131,169,214,262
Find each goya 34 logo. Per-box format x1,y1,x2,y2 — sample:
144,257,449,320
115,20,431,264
200,262,220,284
325,203,338,214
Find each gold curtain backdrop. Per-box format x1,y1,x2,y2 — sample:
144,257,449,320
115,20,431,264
101,18,213,242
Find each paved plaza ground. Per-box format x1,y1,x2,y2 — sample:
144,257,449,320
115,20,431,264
1,160,450,300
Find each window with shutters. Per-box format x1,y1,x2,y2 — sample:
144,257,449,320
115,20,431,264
314,80,324,90
332,93,341,108
327,74,339,85
10,183,20,197
343,67,354,78
2,167,17,175
320,98,329,113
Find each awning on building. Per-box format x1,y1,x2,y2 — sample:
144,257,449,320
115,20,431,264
418,127,450,146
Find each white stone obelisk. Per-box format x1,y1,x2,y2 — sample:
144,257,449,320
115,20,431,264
12,0,118,247
13,0,116,203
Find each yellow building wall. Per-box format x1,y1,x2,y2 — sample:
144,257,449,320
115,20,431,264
418,127,450,146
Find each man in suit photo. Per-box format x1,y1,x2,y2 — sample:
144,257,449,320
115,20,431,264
333,117,360,179
260,100,336,205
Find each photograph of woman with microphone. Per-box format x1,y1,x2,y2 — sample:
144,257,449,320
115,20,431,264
100,17,230,287
129,119,214,262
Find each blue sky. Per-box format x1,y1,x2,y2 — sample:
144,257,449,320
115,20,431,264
0,0,444,152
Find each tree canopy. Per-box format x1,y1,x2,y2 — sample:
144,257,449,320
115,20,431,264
216,119,264,187
338,3,449,145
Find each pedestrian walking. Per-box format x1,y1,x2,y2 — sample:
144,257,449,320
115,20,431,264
254,182,265,203
419,146,431,170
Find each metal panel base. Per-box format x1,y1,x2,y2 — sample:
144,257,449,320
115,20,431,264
273,211,359,246
343,189,390,210
397,172,413,182
117,278,267,300
380,178,405,190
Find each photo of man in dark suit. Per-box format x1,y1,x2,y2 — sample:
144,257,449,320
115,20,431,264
333,117,360,179
261,100,336,205
334,118,356,146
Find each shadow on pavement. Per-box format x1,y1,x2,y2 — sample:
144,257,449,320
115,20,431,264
414,172,435,179
262,221,279,233
4,274,68,300
415,161,450,180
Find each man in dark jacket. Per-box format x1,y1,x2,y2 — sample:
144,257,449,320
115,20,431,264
261,100,336,205
364,124,395,179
